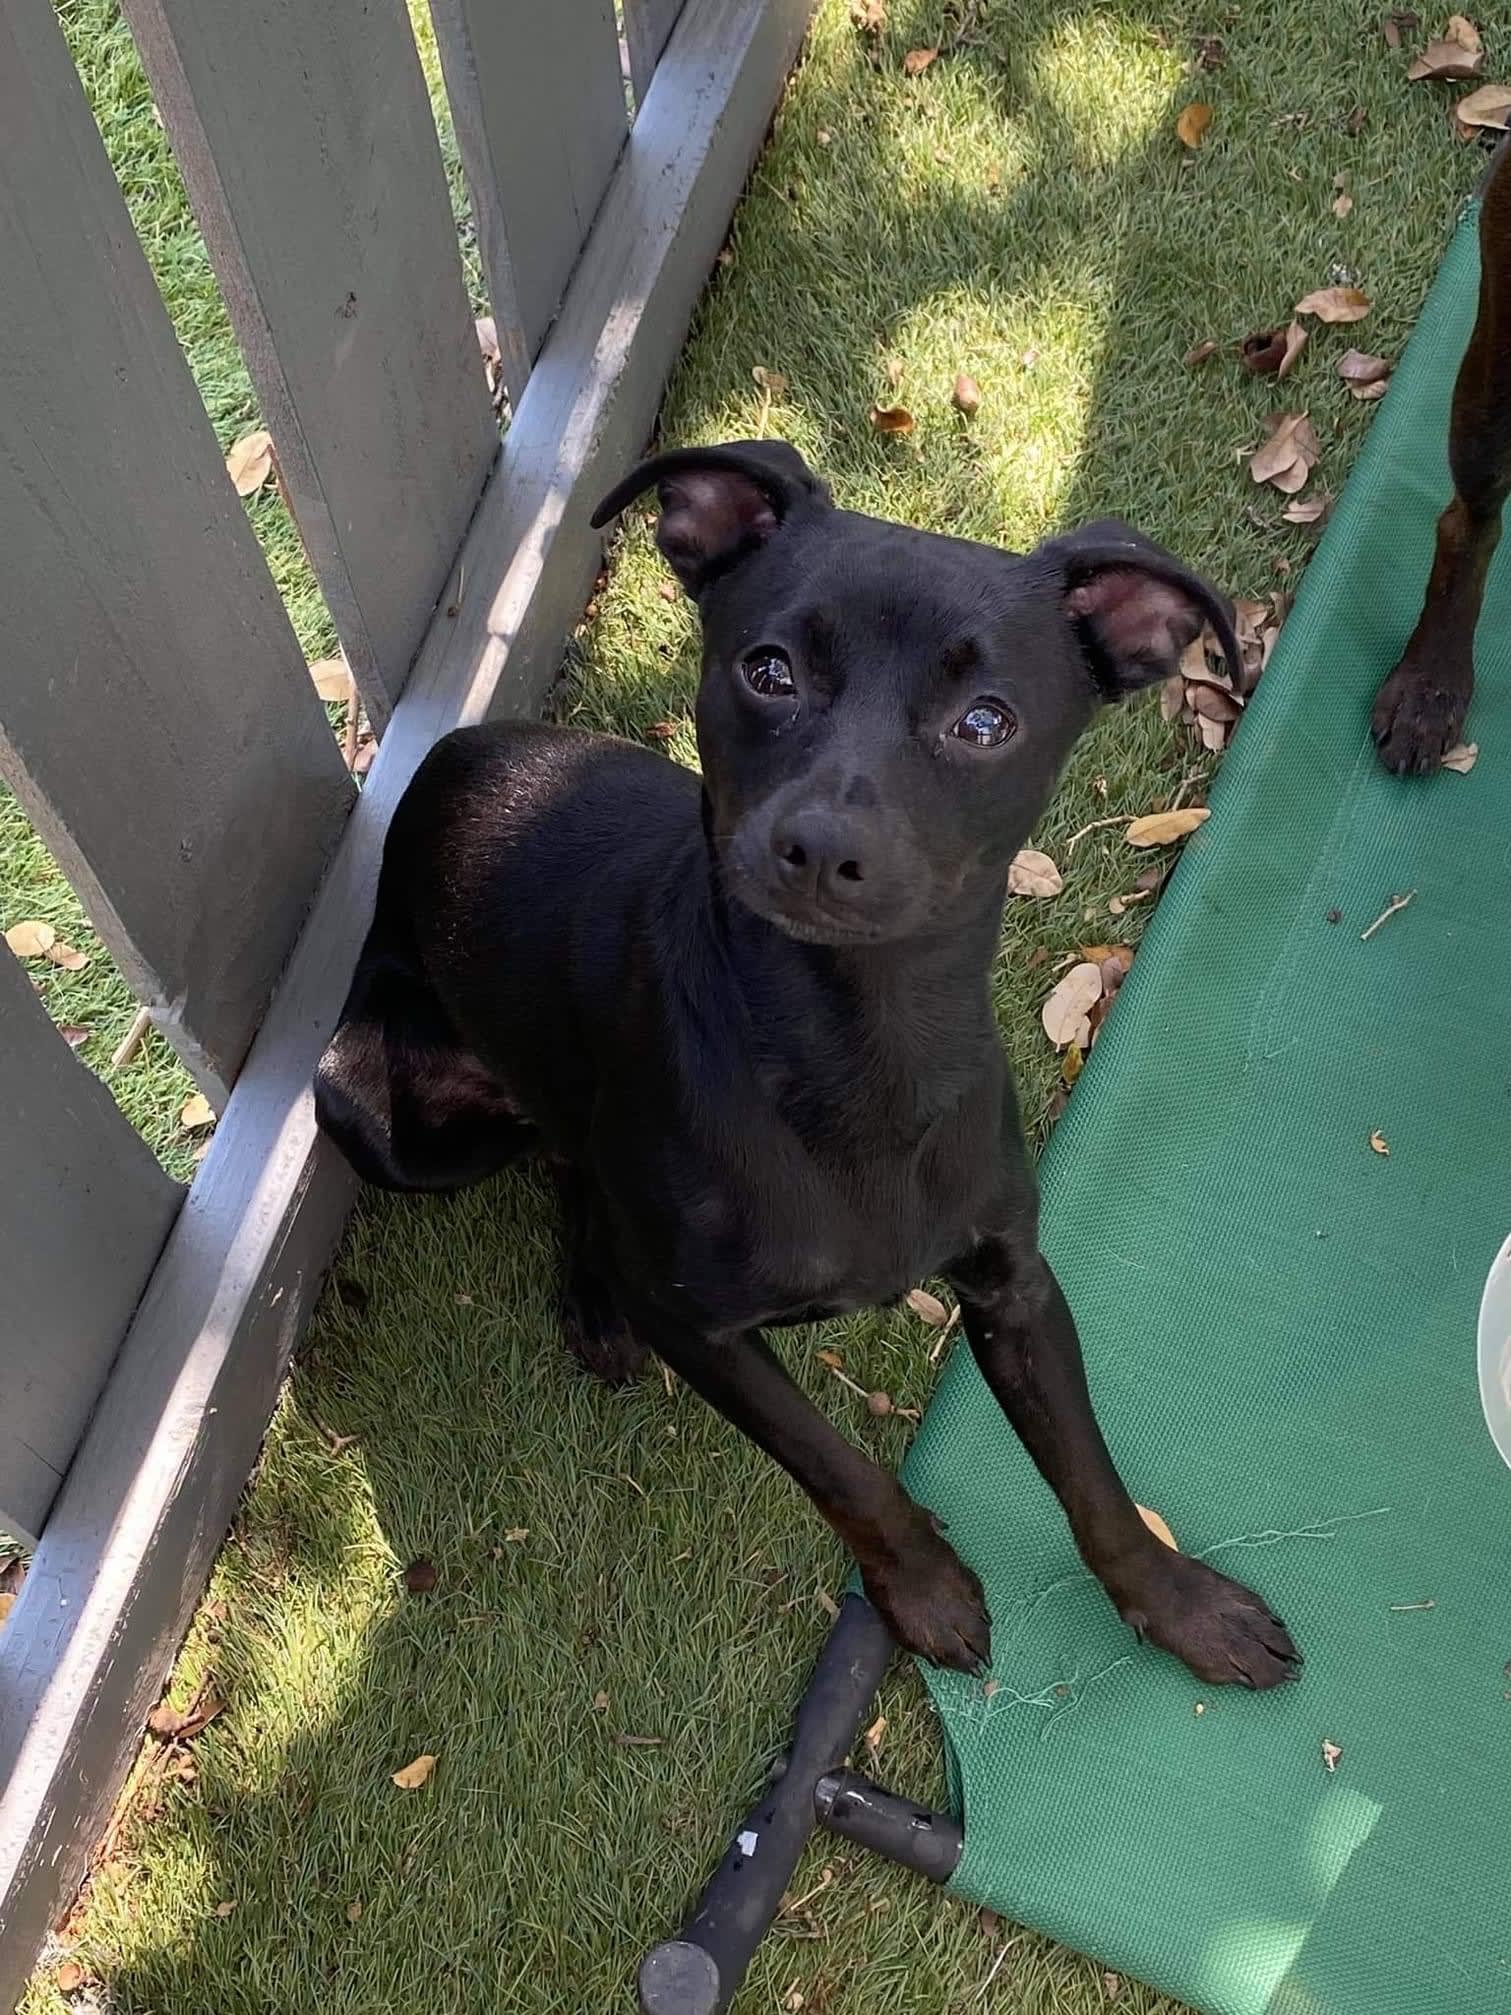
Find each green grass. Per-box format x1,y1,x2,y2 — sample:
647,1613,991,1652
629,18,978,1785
15,0,1504,2009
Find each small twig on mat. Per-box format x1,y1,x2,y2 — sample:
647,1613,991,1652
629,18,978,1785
1388,1599,1436,1612
111,1004,153,1070
1066,813,1129,855
1360,890,1416,941
929,1303,962,1363
975,1938,1021,2000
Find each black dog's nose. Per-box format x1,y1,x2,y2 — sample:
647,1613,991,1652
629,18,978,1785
772,809,867,903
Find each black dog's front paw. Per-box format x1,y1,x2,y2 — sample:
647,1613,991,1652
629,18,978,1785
1117,1551,1299,1689
862,1526,991,1674
1371,654,1472,775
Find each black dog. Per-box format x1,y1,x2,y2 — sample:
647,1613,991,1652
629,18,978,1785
315,440,1298,1688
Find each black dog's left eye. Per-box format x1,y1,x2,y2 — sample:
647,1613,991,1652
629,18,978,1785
743,651,796,698
952,701,1016,748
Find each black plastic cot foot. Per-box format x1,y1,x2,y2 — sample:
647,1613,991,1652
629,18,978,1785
638,1593,966,2014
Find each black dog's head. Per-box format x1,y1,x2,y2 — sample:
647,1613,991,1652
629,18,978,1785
593,441,1237,947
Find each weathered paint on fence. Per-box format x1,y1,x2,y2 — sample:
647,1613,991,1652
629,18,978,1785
428,0,626,388
0,0,354,1105
120,0,498,729
0,950,182,1546
624,0,687,104
0,0,814,1996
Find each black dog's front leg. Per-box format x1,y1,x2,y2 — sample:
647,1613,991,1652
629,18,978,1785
948,1233,1299,1689
648,1318,990,1672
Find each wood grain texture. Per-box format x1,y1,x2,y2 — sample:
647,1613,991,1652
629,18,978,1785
427,0,627,389
0,0,354,1105
0,951,182,1545
624,0,686,105
121,0,498,726
0,0,815,1993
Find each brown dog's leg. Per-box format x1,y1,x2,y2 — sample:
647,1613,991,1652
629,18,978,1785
644,1318,991,1671
1374,144,1511,773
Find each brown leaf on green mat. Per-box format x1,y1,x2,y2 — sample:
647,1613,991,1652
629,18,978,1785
1295,285,1372,323
816,1347,845,1370
1041,962,1103,1050
952,372,982,417
1175,101,1213,147
1184,338,1219,365
46,940,88,971
1407,14,1483,78
1126,807,1211,847
1453,82,1511,134
902,45,938,74
1195,34,1227,67
1007,847,1063,898
55,1962,85,1995
869,404,914,434
404,1557,438,1595
225,428,274,497
849,0,885,29
57,1024,92,1050
752,364,790,398
1098,946,1135,990
391,1753,437,1790
1240,328,1287,376
1442,740,1479,772
906,1287,950,1327
1136,1504,1179,1550
147,1690,224,1742
179,1092,215,1132
309,658,350,704
1322,1738,1343,1771
1369,1129,1390,1156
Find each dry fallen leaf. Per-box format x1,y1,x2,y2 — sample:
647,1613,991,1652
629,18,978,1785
1125,807,1211,847
1322,1738,1343,1772
1453,81,1511,132
225,429,274,497
1369,1129,1390,1156
46,940,88,971
1042,962,1103,1050
180,1092,215,1132
1337,348,1391,387
1184,338,1219,365
1240,322,1307,379
1407,15,1483,78
214,1900,237,1918
850,0,885,29
869,404,915,434
392,1753,437,1790
1283,496,1328,528
902,45,939,74
1249,410,1321,493
1175,101,1214,147
310,658,350,704
404,1557,438,1595
58,1024,92,1050
5,919,55,958
1137,1504,1179,1549
55,1962,85,1994
906,1287,950,1328
1295,285,1372,324
1442,740,1479,772
752,364,790,397
1007,847,1064,898
816,1347,845,1371
952,372,982,417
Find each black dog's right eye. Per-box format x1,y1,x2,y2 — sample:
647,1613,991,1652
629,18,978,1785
743,651,796,699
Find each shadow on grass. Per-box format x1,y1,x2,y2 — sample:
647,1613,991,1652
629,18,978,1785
60,0,1493,2010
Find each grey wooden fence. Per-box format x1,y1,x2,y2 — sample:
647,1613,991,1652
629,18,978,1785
0,0,815,2000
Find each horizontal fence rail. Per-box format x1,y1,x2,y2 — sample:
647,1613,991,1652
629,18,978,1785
0,951,182,1546
0,0,355,1104
120,0,499,731
429,0,627,401
625,0,688,105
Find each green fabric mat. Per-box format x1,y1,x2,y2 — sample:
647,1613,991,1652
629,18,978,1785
902,198,1511,2015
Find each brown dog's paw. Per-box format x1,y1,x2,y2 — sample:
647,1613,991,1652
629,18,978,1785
559,1287,648,1387
1371,657,1472,776
862,1531,992,1673
1118,1552,1299,1689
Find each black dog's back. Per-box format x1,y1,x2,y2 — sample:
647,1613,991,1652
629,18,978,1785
315,722,702,1188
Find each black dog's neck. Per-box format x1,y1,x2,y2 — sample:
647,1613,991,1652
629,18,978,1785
686,820,1006,1146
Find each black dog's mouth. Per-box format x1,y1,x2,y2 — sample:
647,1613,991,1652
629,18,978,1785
725,874,898,948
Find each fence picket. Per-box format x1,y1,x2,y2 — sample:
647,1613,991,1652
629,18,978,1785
0,0,354,1103
0,949,182,1544
624,0,687,105
428,0,627,392
120,0,498,728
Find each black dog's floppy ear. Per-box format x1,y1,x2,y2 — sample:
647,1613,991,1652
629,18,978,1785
590,439,830,593
1044,518,1241,698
